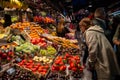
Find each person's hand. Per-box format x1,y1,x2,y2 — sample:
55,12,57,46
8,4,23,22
118,41,120,46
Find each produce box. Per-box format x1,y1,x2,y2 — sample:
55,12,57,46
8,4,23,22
0,43,14,66
0,64,38,80
0,63,12,77
15,59,50,79
46,53,84,80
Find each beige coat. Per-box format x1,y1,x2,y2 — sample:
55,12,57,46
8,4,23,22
84,25,120,80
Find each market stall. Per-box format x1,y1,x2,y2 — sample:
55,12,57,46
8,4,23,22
0,0,85,80
0,21,84,80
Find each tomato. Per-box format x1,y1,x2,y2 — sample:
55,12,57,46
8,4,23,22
41,72,46,76
31,68,37,72
38,69,43,72
65,53,70,57
26,63,31,66
42,69,47,73
52,66,56,71
70,62,75,68
55,59,62,65
71,67,77,72
59,61,64,65
28,60,33,63
44,65,49,69
59,65,66,71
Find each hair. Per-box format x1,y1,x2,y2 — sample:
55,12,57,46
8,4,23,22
3,14,12,28
79,17,91,29
94,7,106,19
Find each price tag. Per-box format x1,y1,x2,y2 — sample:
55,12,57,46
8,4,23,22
15,58,22,62
6,68,16,75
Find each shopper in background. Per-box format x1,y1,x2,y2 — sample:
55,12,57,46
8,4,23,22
79,17,120,80
113,23,120,67
56,17,70,37
92,7,112,46
3,14,12,28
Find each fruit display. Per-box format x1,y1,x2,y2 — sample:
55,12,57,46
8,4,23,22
34,16,55,24
39,45,57,56
0,21,82,79
9,35,25,45
10,22,46,39
51,53,83,72
0,44,14,65
0,27,12,40
33,56,53,64
47,53,83,79
0,66,38,80
15,42,39,54
42,33,79,49
31,38,47,47
17,59,49,76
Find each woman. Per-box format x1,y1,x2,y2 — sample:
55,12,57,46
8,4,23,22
79,17,120,80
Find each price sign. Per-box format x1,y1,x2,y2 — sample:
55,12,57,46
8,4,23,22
15,57,22,62
6,68,16,75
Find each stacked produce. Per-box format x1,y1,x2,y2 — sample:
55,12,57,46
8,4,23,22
51,53,83,72
0,66,38,80
0,44,14,65
0,20,82,79
17,59,49,76
33,56,53,64
47,53,83,79
34,16,55,24
10,22,45,37
14,42,39,59
9,35,25,45
0,27,12,40
31,38,47,47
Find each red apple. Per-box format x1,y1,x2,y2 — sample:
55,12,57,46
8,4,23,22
2,53,7,59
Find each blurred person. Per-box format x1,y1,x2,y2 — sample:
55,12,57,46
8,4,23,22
79,17,120,80
113,23,120,67
92,7,112,46
56,17,70,37
3,14,12,28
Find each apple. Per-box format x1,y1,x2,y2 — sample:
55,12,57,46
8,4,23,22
2,53,7,59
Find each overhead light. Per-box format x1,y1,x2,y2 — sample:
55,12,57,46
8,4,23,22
88,5,92,7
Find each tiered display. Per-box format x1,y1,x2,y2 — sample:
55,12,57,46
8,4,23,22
0,22,83,80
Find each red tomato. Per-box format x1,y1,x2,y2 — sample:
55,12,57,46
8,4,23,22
70,62,75,68
71,67,77,72
52,66,56,71
31,68,37,72
59,65,66,71
28,60,33,63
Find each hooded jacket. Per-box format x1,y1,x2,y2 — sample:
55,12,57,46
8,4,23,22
84,25,120,79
